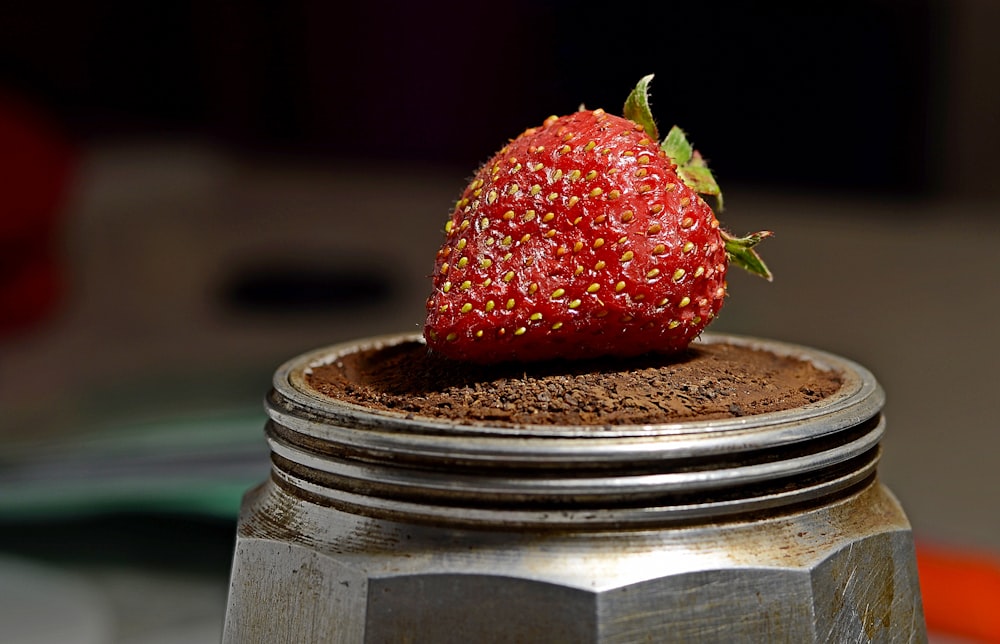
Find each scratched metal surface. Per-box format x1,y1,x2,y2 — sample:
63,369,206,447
220,333,924,642
225,471,922,642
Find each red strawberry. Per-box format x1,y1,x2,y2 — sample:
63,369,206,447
424,75,770,363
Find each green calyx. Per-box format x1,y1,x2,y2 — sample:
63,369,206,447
662,126,723,212
624,74,772,281
624,74,723,210
623,75,660,140
722,230,774,282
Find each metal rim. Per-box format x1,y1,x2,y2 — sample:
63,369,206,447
270,332,881,448
262,332,885,525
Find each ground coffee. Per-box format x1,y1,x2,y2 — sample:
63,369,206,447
304,338,843,427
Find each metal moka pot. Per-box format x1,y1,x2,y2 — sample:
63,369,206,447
223,333,925,643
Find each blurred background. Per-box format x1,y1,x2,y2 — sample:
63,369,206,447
1,1,998,642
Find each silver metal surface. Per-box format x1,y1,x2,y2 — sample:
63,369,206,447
223,332,926,643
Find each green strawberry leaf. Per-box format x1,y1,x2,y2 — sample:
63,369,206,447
661,125,693,166
663,127,724,211
721,230,774,281
623,74,659,140
678,154,723,211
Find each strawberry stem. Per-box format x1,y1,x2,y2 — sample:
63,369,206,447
721,230,774,281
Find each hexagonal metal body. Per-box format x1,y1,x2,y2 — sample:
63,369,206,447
223,333,926,643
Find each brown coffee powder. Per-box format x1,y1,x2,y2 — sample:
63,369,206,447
304,339,842,427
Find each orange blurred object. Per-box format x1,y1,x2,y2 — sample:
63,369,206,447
0,90,76,337
917,541,1000,642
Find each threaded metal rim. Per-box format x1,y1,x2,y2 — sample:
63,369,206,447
264,332,884,527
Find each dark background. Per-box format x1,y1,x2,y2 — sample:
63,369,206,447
1,1,952,197
3,3,1000,641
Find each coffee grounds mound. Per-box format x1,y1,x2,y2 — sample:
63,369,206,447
305,340,843,427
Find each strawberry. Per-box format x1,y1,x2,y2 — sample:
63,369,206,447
424,75,770,363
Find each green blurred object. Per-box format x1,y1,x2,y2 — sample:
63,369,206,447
0,409,268,521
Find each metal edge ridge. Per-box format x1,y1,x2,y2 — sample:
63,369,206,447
267,332,882,442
